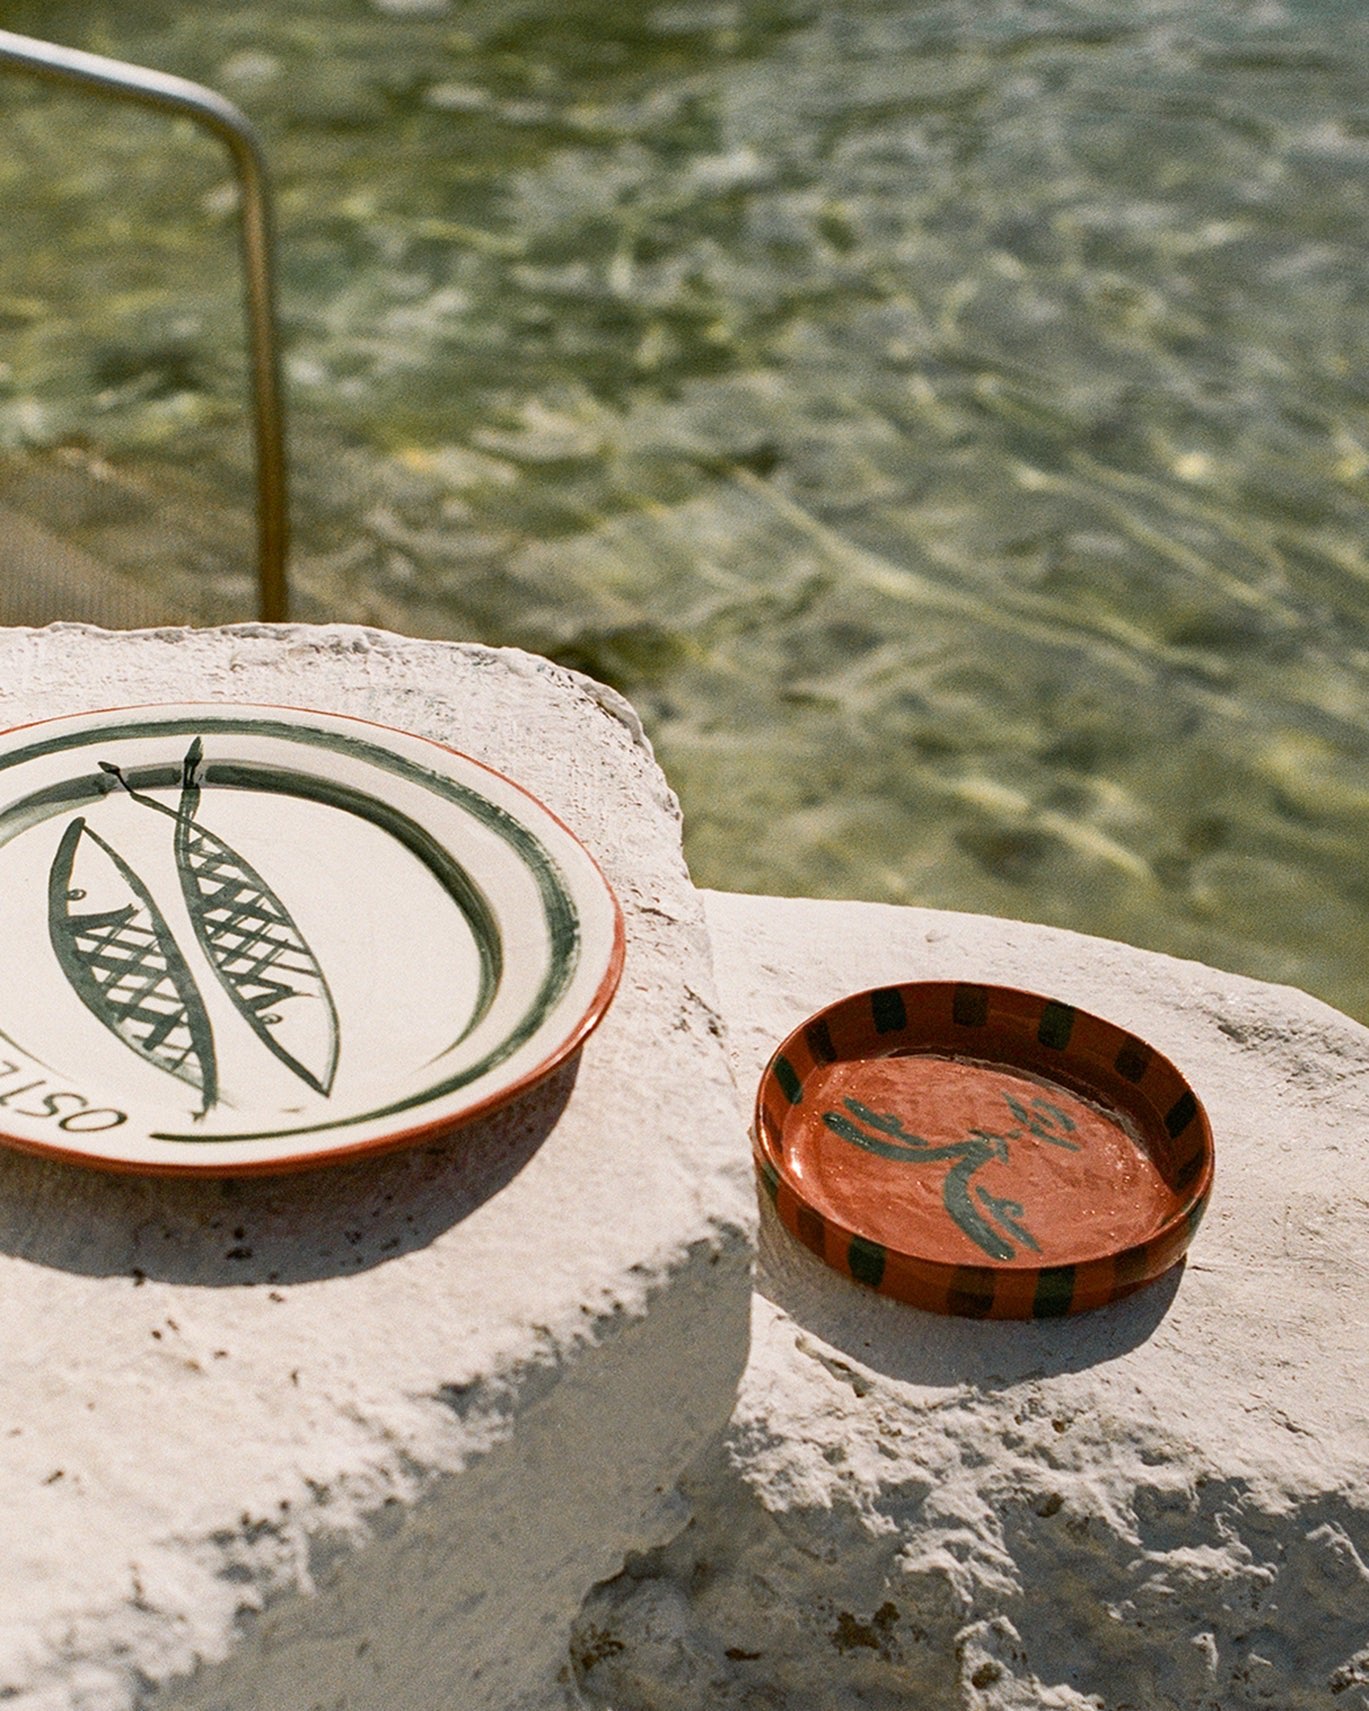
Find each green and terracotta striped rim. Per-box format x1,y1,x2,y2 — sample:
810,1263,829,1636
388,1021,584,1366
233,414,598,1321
754,981,1214,1319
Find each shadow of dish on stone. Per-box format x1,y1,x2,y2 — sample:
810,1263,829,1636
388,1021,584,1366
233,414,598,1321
754,1190,1184,1387
0,1055,579,1287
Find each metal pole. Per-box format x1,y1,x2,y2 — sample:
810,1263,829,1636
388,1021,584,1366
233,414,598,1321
0,29,289,621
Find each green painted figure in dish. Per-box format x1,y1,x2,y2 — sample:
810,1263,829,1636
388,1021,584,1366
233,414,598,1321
48,814,220,1113
98,738,341,1098
822,1093,1080,1262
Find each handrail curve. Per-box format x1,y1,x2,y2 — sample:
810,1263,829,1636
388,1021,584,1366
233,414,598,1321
0,29,289,621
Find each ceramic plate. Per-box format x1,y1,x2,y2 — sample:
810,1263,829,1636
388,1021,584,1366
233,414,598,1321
754,981,1213,1318
0,704,623,1174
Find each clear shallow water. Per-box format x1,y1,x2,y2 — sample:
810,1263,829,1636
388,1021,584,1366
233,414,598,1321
3,0,1369,1017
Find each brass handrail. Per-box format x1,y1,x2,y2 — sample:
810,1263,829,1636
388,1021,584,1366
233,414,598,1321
0,29,289,621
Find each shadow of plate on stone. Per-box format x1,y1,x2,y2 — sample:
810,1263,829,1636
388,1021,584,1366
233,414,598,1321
0,1055,578,1287
755,1191,1184,1388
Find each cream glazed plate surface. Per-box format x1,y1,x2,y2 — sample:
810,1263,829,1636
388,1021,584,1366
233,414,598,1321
0,704,624,1173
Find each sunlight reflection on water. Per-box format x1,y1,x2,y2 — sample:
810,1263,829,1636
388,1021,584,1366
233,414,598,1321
2,0,1368,1016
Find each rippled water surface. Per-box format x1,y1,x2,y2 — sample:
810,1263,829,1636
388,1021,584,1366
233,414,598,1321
3,0,1368,1015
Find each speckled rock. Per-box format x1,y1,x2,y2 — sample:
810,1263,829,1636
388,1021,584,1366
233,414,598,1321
0,625,754,1711
569,891,1369,1711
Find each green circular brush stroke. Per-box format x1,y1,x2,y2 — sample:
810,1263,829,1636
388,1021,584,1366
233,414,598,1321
0,714,584,1145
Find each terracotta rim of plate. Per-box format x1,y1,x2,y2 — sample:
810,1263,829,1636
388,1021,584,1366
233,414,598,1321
753,980,1214,1319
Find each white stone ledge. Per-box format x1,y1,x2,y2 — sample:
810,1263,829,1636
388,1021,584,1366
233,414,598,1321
9,627,1368,1711
0,626,754,1711
569,890,1369,1711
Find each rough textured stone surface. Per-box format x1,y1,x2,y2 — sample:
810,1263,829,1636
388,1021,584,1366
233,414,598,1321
570,891,1369,1711
0,625,754,1711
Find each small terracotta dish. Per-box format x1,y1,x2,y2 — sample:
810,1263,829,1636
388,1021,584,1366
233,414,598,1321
754,982,1213,1318
0,704,623,1174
